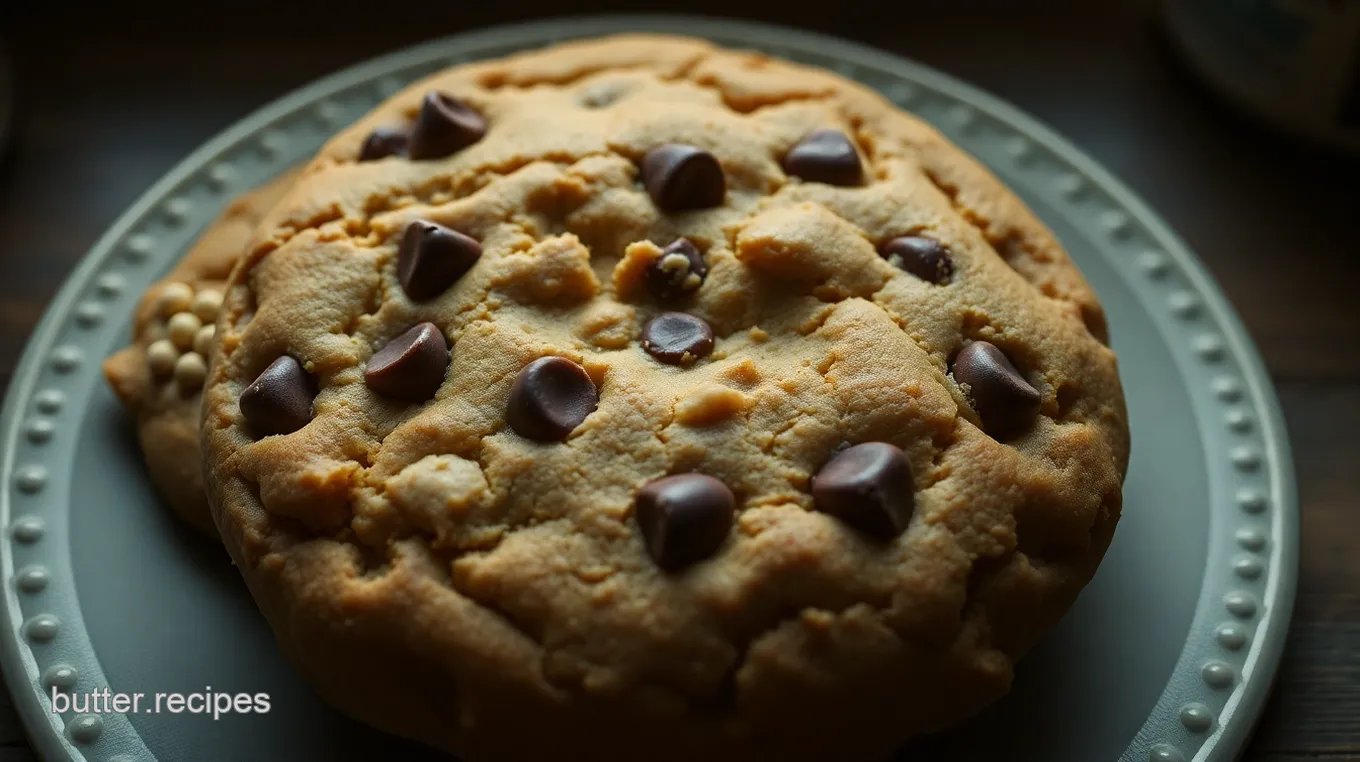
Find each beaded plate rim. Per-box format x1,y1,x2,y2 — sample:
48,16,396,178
0,14,1298,762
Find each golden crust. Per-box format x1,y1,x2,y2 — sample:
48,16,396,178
102,171,297,533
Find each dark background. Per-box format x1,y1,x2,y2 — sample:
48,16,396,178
0,1,1357,760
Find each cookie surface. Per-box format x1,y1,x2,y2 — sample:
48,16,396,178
103,171,296,533
203,34,1129,762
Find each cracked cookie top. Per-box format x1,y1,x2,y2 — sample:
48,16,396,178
202,34,1129,762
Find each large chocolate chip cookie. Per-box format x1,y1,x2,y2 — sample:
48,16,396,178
202,34,1128,762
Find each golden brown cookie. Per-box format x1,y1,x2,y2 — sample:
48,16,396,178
202,35,1129,762
103,171,296,533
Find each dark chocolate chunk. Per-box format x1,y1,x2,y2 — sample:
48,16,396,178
645,238,708,301
240,356,315,437
506,357,598,442
641,144,725,211
811,442,915,538
397,220,482,302
365,322,449,402
951,341,1042,437
635,473,735,570
358,127,409,161
782,129,864,186
407,91,487,161
641,313,714,365
879,235,954,284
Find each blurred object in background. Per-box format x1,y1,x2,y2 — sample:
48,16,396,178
0,41,11,161
1165,0,1360,154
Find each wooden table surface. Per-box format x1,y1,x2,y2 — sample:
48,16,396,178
0,2,1356,760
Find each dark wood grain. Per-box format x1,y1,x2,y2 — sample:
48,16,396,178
0,2,1356,760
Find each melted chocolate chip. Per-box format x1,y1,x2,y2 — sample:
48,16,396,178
240,356,315,437
811,442,915,538
879,235,954,284
358,127,409,161
951,341,1042,437
407,92,487,161
641,144,725,211
645,238,708,301
397,220,482,302
635,473,735,570
365,323,449,402
641,313,714,365
782,129,864,186
506,357,598,442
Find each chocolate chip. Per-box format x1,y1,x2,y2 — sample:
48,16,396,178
811,442,914,538
358,127,409,161
782,129,864,186
365,322,449,402
641,144,725,211
506,357,598,442
646,238,708,301
880,235,954,284
397,220,482,302
635,474,735,570
951,341,1041,437
240,356,315,437
407,92,487,161
641,313,714,365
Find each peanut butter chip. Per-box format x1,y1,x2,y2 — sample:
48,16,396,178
191,289,224,322
174,352,208,391
193,325,216,358
167,311,203,351
146,339,178,378
156,282,194,318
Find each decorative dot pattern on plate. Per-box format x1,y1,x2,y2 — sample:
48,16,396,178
1216,622,1248,650
66,713,103,744
1225,409,1252,433
1167,291,1200,319
15,565,49,593
14,465,47,494
1224,591,1257,618
50,346,81,373
1212,376,1242,402
1236,488,1266,514
207,164,235,190
10,516,44,543
124,234,154,262
23,614,59,643
1055,172,1085,198
1201,660,1234,689
164,197,193,225
1179,703,1214,733
1100,210,1130,237
1231,446,1261,472
95,273,125,297
74,303,104,327
1193,334,1224,361
1148,744,1185,762
33,389,64,413
1138,251,1170,279
24,419,53,444
885,82,916,104
42,663,77,689
1233,555,1263,580
1236,527,1267,551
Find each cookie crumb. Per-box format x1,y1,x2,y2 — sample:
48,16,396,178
674,384,751,427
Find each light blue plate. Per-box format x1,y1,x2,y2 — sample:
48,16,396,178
0,15,1298,762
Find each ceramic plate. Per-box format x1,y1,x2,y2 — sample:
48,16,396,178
0,15,1298,762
